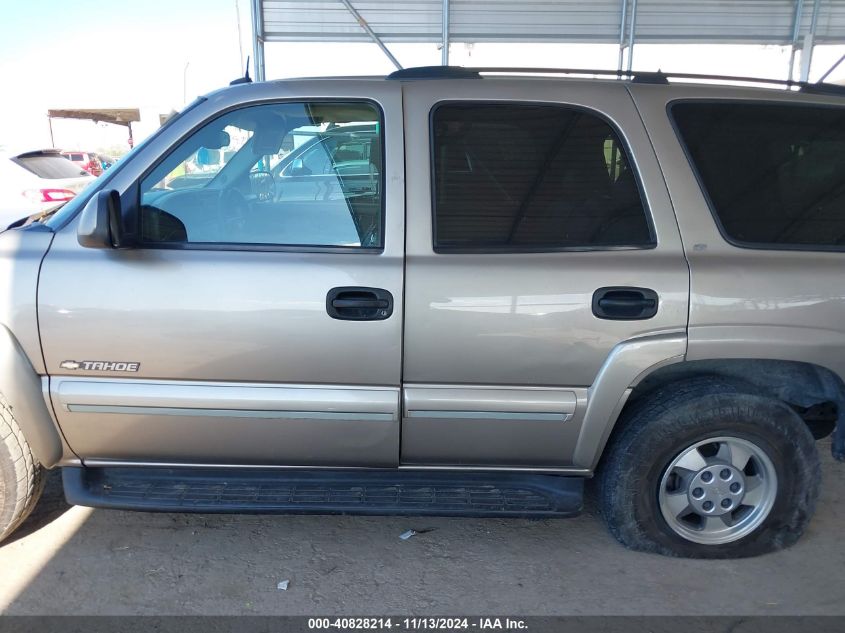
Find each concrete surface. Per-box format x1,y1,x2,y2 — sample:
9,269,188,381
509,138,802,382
1,439,843,616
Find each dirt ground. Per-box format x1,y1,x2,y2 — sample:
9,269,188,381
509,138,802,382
1,439,843,616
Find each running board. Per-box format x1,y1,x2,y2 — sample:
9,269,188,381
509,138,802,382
62,467,583,518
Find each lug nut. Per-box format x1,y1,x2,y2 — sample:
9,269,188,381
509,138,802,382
730,482,741,493
701,472,713,483
720,468,732,480
703,500,714,511
721,498,732,509
692,487,704,498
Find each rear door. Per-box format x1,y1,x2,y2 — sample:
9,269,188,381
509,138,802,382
38,81,405,466
400,79,689,468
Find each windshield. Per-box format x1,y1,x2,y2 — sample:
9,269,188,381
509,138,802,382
13,154,89,179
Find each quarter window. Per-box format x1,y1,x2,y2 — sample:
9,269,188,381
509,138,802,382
139,101,383,248
672,101,845,249
431,103,653,251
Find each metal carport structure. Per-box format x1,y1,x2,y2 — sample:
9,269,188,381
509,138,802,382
250,0,845,81
45,108,141,149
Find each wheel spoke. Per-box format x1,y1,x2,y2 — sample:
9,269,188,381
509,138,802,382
670,466,697,487
743,478,765,507
727,441,753,471
703,515,730,532
744,473,762,492
675,447,707,472
663,490,692,518
716,441,732,463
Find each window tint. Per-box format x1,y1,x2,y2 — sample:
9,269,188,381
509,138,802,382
672,102,845,249
431,103,652,251
139,102,383,248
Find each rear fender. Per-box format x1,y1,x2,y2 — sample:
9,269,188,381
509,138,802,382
573,331,687,470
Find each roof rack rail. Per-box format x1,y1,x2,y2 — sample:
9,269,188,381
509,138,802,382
386,66,481,80
386,66,845,96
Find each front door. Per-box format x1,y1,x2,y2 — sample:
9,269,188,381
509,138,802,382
400,79,689,468
39,84,405,466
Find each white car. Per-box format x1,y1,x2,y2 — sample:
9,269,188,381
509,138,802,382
0,149,94,228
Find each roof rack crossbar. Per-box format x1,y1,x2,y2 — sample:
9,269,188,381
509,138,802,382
386,66,845,96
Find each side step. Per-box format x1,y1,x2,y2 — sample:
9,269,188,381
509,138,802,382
63,466,583,518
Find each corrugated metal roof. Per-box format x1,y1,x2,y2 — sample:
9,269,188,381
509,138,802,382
260,0,845,44
263,1,443,42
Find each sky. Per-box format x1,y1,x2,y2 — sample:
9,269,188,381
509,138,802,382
1,1,844,154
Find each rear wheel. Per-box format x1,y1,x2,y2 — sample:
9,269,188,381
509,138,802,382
0,397,45,544
598,378,821,558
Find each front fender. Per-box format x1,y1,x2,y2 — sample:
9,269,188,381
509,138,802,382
0,325,63,467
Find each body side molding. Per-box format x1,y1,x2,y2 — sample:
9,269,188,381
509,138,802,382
51,377,401,465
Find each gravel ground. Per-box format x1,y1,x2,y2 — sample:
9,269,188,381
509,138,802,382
1,439,843,616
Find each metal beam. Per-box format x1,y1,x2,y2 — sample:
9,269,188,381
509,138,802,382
788,0,804,80
626,0,638,73
236,0,245,71
339,0,402,70
819,53,845,82
617,0,628,73
251,0,266,81
441,0,450,66
800,0,822,82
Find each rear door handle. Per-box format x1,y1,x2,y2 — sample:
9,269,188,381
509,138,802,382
592,287,659,320
331,299,389,309
327,287,393,321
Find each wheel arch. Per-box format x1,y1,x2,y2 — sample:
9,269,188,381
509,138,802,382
632,358,845,411
0,325,63,467
589,357,845,473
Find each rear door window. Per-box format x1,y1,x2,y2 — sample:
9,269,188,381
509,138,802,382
431,103,653,251
671,101,845,249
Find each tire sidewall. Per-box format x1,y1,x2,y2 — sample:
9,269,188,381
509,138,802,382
0,428,20,534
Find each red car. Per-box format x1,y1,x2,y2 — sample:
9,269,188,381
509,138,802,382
61,151,103,176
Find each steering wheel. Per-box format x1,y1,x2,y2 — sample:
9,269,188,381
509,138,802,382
216,188,249,240
249,170,275,203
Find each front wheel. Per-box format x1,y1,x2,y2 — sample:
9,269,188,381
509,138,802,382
598,378,821,558
0,396,45,544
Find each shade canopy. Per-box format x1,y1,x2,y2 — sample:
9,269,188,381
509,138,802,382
47,108,141,127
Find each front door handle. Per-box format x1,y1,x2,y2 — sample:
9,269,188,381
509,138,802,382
327,287,393,321
592,287,659,320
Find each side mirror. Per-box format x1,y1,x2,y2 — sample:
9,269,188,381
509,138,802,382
289,158,310,176
77,190,129,249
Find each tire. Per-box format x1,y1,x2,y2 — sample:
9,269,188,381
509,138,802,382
0,396,45,544
597,376,821,558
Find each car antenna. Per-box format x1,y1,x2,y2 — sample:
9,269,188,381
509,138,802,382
818,53,845,83
230,56,252,85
